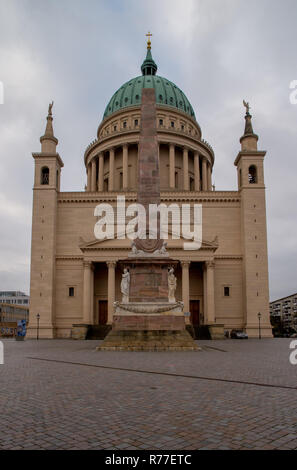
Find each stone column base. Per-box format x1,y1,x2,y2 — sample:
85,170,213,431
26,326,56,339
71,324,90,340
96,302,200,351
245,325,273,338
97,329,200,351
208,323,225,340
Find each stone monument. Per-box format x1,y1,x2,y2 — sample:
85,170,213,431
97,88,199,351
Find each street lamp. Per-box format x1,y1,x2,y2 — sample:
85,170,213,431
36,313,40,340
258,312,262,340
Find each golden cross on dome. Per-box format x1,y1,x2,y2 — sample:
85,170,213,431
146,31,152,50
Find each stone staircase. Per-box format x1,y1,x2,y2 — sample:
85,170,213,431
96,329,200,351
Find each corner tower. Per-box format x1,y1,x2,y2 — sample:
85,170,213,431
27,103,64,338
234,102,272,337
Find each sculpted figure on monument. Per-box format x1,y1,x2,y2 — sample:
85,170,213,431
121,268,130,304
131,241,145,256
168,267,177,303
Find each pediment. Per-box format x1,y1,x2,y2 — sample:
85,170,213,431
79,232,218,252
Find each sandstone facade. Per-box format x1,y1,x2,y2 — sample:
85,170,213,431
27,45,272,339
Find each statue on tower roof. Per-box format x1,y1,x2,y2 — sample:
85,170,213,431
48,101,54,116
243,99,250,115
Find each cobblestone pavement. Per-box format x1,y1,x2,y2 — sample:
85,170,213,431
1,338,297,450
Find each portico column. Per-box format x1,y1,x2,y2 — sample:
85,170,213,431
90,264,94,325
169,143,175,189
206,261,215,324
203,264,207,323
202,157,207,191
122,144,128,190
194,151,200,191
183,147,189,190
207,163,212,191
182,261,190,323
87,164,91,191
83,261,93,324
98,153,104,191
109,148,115,191
91,158,96,192
107,261,116,324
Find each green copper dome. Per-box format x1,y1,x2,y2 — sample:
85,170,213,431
103,48,196,121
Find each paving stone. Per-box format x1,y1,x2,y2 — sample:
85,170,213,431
0,338,296,450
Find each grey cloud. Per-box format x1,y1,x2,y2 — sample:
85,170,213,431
0,0,296,300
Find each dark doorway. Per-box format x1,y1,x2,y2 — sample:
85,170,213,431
190,300,200,327
98,300,108,325
87,300,110,340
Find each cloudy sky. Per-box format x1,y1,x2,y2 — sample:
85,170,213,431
0,0,296,301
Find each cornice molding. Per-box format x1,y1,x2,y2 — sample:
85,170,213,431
55,253,242,259
234,150,266,166
58,190,240,204
85,105,205,164
84,131,214,166
32,152,64,168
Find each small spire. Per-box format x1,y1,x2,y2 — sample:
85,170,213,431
40,101,58,152
44,101,54,136
244,112,254,136
240,100,258,150
141,32,157,76
242,100,255,135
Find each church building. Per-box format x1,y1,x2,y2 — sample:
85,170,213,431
27,38,272,339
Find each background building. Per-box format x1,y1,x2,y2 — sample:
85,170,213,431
0,303,29,323
27,42,272,339
0,302,29,337
0,291,30,306
270,293,297,332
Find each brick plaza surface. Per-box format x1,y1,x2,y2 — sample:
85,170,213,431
0,338,297,450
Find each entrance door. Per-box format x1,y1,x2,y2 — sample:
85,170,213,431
190,300,200,327
98,300,108,325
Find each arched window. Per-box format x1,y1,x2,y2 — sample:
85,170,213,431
248,165,257,184
41,167,49,185
239,169,242,187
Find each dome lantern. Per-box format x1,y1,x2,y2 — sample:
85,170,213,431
102,35,196,121
141,33,158,76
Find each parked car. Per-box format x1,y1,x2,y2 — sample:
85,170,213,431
230,329,248,339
